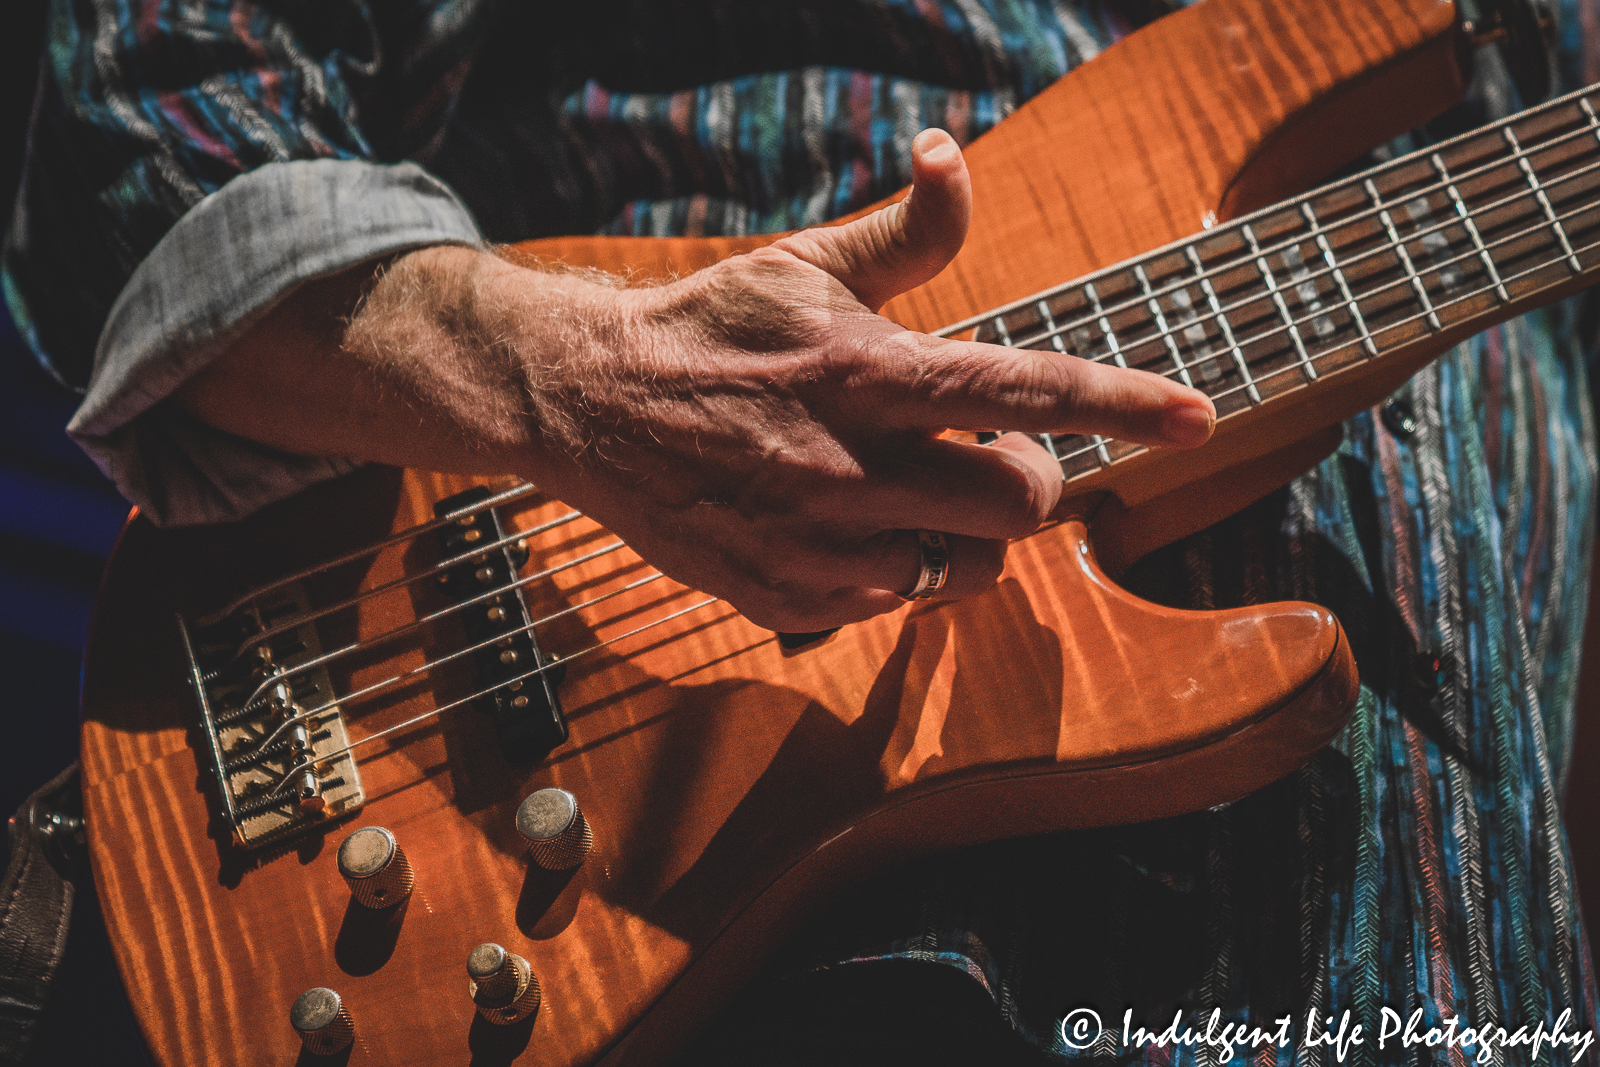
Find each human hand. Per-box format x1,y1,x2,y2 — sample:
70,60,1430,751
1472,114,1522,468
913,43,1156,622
514,129,1216,632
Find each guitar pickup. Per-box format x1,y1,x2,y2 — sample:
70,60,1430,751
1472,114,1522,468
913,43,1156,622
434,487,568,762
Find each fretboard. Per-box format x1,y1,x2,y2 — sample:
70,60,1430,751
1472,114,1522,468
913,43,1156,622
946,83,1600,481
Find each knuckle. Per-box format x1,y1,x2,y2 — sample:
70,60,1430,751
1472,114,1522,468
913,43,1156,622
1011,460,1054,529
671,251,833,352
1014,355,1076,419
979,453,1052,535
971,538,1007,583
858,331,959,405
734,582,814,632
944,538,1005,597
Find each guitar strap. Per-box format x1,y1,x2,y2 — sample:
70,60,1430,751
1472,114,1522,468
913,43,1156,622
0,762,83,1066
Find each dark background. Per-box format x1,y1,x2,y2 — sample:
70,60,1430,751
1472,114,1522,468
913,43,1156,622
1,314,148,1067
2,3,148,1058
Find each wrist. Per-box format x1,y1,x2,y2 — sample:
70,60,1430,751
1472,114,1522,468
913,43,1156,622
472,249,648,486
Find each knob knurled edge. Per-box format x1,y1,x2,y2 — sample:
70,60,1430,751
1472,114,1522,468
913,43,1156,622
528,808,593,871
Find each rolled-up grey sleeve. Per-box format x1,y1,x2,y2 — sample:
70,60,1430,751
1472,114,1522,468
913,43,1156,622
68,158,484,527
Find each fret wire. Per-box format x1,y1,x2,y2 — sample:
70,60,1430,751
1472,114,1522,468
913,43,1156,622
1211,223,1600,404
1242,223,1317,381
1581,97,1600,145
1303,201,1380,357
1046,182,1600,469
1206,145,1600,370
1365,178,1442,330
1025,302,1097,464
1049,202,1600,470
1035,299,1068,353
1186,244,1259,403
1083,282,1131,370
1033,136,1526,364
979,89,1600,356
1504,125,1583,273
1133,265,1192,386
1248,177,1600,383
1431,152,1510,303
993,315,1014,345
1083,152,1600,396
1225,182,1600,387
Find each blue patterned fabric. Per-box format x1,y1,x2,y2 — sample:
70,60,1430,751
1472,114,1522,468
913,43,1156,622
2,0,1155,391
6,1,1600,1063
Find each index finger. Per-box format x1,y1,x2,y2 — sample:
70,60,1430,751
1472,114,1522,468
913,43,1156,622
852,329,1216,448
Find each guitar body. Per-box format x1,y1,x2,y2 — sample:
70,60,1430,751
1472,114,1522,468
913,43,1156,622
81,1,1458,1064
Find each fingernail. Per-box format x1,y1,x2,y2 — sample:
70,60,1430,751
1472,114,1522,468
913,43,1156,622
1160,401,1214,447
913,128,958,164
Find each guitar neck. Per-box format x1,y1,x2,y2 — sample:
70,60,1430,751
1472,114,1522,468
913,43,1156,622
951,82,1600,481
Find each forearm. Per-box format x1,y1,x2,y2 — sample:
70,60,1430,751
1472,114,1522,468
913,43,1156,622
176,245,621,482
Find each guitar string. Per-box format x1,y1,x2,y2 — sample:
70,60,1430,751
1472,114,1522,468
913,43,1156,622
205,481,543,625
1206,224,1600,405
1004,123,1595,372
939,84,1600,351
996,134,1564,355
231,538,630,715
219,94,1600,800
239,572,666,759
1046,224,1600,468
247,199,1599,790
961,85,1600,341
213,89,1598,665
264,594,724,799
229,510,582,666
1041,171,1600,467
230,161,1600,786
1039,145,1592,371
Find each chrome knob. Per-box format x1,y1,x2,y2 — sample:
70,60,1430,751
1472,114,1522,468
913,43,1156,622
467,943,541,1025
516,788,593,870
337,826,414,908
290,987,354,1054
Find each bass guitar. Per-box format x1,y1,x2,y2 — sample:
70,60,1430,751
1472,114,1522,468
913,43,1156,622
79,0,1593,1062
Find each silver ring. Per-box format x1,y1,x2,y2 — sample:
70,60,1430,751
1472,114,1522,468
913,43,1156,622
899,530,951,601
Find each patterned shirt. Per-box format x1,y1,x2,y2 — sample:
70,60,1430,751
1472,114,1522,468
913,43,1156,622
5,1,1598,1064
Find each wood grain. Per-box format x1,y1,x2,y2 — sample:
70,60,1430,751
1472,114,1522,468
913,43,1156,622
81,1,1460,1064
82,471,1355,1067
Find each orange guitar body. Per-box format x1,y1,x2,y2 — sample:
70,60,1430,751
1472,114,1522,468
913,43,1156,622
80,1,1463,1064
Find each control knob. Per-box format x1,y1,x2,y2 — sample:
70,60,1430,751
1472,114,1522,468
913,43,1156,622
337,826,414,908
516,788,592,870
290,987,354,1054
467,943,541,1024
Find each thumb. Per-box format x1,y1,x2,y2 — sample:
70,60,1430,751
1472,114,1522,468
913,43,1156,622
775,128,971,312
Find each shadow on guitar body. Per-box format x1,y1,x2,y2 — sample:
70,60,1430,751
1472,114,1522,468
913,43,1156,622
685,476,1443,1062
594,577,1064,946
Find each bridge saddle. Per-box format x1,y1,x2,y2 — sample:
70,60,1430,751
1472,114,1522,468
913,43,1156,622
180,584,365,850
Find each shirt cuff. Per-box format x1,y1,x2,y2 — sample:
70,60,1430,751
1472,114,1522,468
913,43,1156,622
67,158,484,527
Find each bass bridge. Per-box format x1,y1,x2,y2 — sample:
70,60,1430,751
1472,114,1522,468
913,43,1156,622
179,484,568,851
178,585,365,850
